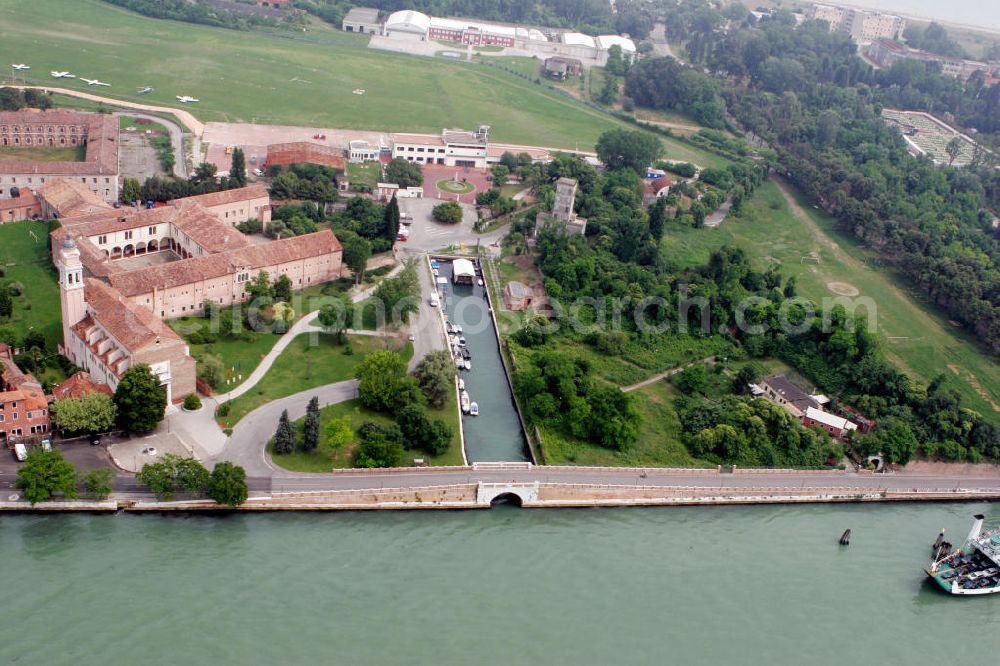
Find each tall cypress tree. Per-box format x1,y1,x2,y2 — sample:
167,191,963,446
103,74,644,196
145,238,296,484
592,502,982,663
384,195,400,242
303,396,320,451
230,148,247,188
273,409,295,454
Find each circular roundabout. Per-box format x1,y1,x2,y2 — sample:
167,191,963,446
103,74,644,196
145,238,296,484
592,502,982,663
436,178,476,195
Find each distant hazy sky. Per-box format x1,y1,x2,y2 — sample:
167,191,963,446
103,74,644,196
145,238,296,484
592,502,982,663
836,0,1000,31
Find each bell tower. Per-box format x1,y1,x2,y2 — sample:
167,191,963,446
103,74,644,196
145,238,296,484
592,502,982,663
57,238,86,359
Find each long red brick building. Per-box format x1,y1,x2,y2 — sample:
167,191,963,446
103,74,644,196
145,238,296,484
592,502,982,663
0,110,120,204
50,183,342,404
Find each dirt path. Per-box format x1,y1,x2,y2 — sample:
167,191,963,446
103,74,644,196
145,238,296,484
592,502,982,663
621,356,716,393
20,86,205,136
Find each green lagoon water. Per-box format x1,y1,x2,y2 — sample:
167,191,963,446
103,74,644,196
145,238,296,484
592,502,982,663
2,503,999,665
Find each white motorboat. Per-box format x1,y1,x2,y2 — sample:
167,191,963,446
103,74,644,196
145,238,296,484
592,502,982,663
469,402,479,416
455,357,464,370
460,390,471,413
458,378,465,390
464,359,472,371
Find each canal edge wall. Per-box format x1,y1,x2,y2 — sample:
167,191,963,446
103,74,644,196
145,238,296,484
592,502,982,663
425,254,469,465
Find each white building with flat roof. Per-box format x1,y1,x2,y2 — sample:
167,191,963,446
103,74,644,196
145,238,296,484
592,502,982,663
392,126,491,168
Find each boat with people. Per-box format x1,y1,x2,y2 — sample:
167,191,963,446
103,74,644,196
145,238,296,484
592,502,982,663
460,390,471,414
926,515,1000,595
469,401,479,416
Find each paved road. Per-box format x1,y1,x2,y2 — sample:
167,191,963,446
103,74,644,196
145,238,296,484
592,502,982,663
19,86,205,135
115,111,188,179
217,467,1000,494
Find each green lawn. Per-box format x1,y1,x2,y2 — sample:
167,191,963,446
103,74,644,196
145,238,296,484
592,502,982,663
0,222,62,349
539,381,709,467
660,179,1000,424
0,0,672,153
269,391,464,471
168,281,353,390
0,144,85,162
217,333,413,428
118,114,171,136
346,161,381,191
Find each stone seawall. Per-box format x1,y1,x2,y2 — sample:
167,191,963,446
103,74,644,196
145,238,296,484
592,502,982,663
3,483,998,512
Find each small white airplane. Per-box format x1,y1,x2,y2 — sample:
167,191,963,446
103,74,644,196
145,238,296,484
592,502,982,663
137,86,154,94
50,71,75,78
175,95,199,103
11,64,30,71
81,78,110,87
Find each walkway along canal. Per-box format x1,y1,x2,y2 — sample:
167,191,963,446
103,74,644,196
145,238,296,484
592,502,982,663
436,258,530,463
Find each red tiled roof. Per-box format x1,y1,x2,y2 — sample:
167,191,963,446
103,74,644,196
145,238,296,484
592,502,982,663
54,201,251,254
0,386,47,412
0,191,38,211
0,111,118,175
168,184,269,209
652,177,674,191
107,229,342,296
36,178,112,218
52,371,113,400
82,278,183,352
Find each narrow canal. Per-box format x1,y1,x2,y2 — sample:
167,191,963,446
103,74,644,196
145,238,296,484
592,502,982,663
437,259,529,462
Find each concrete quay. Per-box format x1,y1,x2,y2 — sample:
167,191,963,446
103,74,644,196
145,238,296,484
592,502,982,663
2,470,998,512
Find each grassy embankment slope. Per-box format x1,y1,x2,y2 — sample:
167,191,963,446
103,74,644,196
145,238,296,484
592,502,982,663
659,179,1000,425
0,0,718,164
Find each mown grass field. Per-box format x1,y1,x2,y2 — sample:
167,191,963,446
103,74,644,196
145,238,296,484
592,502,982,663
0,0,666,157
0,0,727,162
218,333,413,427
0,222,61,349
660,179,1000,424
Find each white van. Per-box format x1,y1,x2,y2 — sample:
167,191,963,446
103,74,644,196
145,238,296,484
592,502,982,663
13,443,28,462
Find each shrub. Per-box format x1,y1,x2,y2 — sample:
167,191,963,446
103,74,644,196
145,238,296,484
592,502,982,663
183,393,202,410
432,201,463,224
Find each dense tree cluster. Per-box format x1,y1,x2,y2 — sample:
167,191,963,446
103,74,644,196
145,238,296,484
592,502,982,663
625,58,725,129
655,7,1000,354
514,351,639,451
101,0,291,30
0,88,52,111
705,251,1000,464
331,197,393,253
269,163,340,203
679,396,841,468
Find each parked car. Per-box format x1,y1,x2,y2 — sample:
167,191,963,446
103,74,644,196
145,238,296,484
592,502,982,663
40,439,51,452
13,443,27,462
